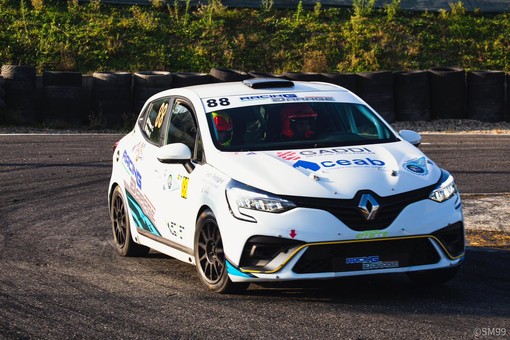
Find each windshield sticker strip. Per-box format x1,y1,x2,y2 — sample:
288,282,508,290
202,93,340,112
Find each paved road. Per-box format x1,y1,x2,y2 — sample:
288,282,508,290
0,134,509,339
419,134,510,194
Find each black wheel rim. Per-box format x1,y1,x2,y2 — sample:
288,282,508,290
112,194,127,247
197,221,225,284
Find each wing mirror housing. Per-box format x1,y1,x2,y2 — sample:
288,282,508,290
157,143,194,172
399,129,422,147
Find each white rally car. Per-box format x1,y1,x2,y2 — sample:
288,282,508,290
108,78,465,293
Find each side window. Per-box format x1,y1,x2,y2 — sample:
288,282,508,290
166,102,197,154
142,98,170,144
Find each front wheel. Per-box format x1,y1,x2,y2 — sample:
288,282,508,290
110,186,150,257
194,210,249,293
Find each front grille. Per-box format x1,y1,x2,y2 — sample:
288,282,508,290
282,184,436,231
292,237,440,274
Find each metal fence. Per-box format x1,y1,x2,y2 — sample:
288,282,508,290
81,0,510,13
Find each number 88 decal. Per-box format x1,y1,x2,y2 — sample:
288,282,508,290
206,98,230,108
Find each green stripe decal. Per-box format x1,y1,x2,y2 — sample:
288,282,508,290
125,189,161,236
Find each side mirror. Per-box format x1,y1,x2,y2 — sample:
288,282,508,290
157,143,192,164
399,129,422,147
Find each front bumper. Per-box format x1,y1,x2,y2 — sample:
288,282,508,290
227,222,465,282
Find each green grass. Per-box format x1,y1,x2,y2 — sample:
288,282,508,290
0,0,509,74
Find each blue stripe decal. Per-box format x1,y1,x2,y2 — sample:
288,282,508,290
226,260,254,278
125,189,161,236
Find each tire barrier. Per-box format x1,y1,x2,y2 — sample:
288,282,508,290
394,70,431,122
2,65,510,126
42,71,84,126
356,71,395,123
209,67,252,82
92,72,133,128
133,71,172,114
466,70,506,122
321,72,357,92
1,65,37,124
172,72,217,88
429,67,466,119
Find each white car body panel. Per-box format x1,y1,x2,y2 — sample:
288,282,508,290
108,79,465,288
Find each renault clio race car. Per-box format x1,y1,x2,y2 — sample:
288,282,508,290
108,78,465,293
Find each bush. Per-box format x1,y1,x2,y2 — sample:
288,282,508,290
0,0,508,74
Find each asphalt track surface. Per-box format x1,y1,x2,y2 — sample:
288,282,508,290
1,133,509,339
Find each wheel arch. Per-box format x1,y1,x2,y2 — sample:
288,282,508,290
108,182,120,210
194,205,213,241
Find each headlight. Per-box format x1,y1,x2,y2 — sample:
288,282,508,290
429,170,458,203
226,180,296,222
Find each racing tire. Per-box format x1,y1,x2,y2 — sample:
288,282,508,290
110,186,150,257
428,67,466,119
407,266,460,286
321,72,357,92
194,210,249,294
172,72,217,87
42,71,82,87
356,71,395,123
466,70,506,122
209,67,251,82
394,70,431,122
1,65,37,124
1,65,36,81
92,72,133,128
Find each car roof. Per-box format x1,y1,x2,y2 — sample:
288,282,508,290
163,78,352,99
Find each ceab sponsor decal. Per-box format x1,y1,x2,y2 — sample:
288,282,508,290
275,147,384,172
293,157,386,172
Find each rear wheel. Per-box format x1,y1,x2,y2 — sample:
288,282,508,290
194,210,249,293
407,266,460,286
110,186,150,257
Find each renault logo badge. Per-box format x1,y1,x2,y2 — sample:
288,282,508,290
358,194,380,221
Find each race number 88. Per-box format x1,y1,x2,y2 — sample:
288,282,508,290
206,98,230,107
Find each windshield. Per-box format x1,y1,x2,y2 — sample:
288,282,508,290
207,102,398,151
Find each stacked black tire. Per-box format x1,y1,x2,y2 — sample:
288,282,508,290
321,72,357,92
1,65,510,127
42,71,84,126
92,72,133,129
466,70,506,122
1,65,37,124
428,67,466,120
210,67,251,82
132,71,173,115
394,70,431,121
356,71,395,123
172,72,217,88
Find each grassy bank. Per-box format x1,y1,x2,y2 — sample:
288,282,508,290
0,0,509,74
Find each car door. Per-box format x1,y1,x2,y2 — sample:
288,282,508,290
148,99,203,251
128,96,173,239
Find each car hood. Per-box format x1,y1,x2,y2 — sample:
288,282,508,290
208,142,441,198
